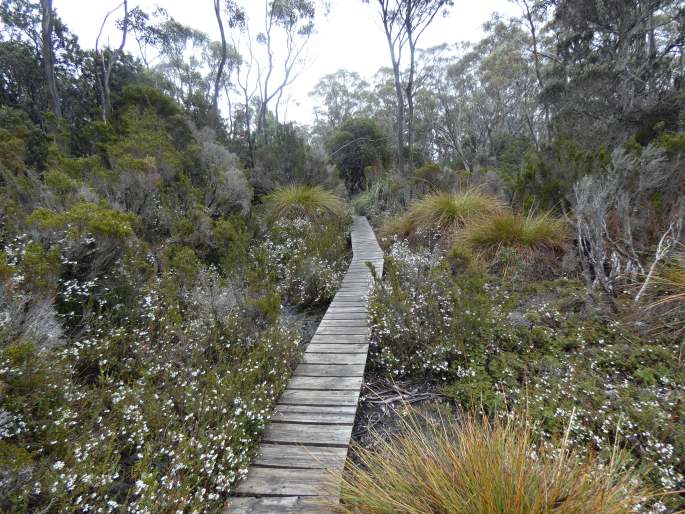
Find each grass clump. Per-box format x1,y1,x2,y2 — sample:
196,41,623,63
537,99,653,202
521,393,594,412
408,190,504,233
338,409,652,514
380,190,504,244
646,250,685,337
461,211,568,271
264,185,347,220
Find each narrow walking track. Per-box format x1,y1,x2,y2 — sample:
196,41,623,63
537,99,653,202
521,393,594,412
226,216,383,513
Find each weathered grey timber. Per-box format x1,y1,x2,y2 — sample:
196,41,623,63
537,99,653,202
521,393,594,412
226,216,383,513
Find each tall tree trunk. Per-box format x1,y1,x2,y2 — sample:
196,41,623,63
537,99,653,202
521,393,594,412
96,0,129,123
381,12,405,176
519,0,549,142
40,0,62,121
406,37,416,175
211,0,228,130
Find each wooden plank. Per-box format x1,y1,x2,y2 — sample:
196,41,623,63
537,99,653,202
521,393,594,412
325,306,367,313
274,404,357,416
271,409,357,425
279,389,360,406
263,423,353,446
294,363,365,376
301,352,367,365
318,319,368,327
287,376,362,390
229,217,382,507
253,444,348,470
226,495,336,513
234,467,337,496
315,327,369,335
311,334,369,344
306,343,368,353
321,311,368,322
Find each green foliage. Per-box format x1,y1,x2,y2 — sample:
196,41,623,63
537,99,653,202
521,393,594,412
165,245,201,283
327,117,390,193
211,216,251,274
500,139,610,210
0,127,25,172
43,169,80,199
257,214,351,307
339,409,650,514
18,243,61,293
251,123,328,191
263,185,347,221
29,202,137,239
368,244,685,507
0,251,13,282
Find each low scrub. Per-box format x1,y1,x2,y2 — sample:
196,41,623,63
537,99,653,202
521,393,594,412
380,190,504,245
367,242,685,509
338,409,652,514
263,185,347,221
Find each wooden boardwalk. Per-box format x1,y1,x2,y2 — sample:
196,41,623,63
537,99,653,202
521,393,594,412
227,216,383,513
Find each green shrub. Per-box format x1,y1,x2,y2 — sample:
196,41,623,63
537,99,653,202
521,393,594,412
257,214,351,307
211,216,251,275
18,243,61,293
326,117,390,194
164,245,201,284
368,247,685,506
368,243,495,383
338,409,652,514
44,169,80,198
263,185,347,221
28,202,137,240
0,251,13,282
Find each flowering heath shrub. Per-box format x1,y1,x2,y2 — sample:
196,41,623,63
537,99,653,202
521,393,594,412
368,240,684,510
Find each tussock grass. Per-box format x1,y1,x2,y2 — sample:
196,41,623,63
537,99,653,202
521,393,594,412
647,251,685,337
408,190,505,233
378,214,414,241
263,185,347,220
337,410,652,514
380,190,504,242
462,211,568,262
652,252,685,307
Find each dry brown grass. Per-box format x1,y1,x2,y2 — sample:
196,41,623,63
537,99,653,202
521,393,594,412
335,409,655,514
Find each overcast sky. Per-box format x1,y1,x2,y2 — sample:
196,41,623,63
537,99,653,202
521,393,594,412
55,0,519,124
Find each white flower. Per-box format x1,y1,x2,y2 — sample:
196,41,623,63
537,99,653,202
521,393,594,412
52,460,65,471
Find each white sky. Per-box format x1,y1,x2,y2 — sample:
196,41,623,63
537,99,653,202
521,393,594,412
55,0,519,124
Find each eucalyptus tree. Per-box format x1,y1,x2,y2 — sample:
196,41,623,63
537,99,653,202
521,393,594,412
363,0,452,175
541,0,685,145
310,69,372,137
95,0,129,123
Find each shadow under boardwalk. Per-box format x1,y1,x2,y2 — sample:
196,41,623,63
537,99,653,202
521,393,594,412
226,216,383,513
